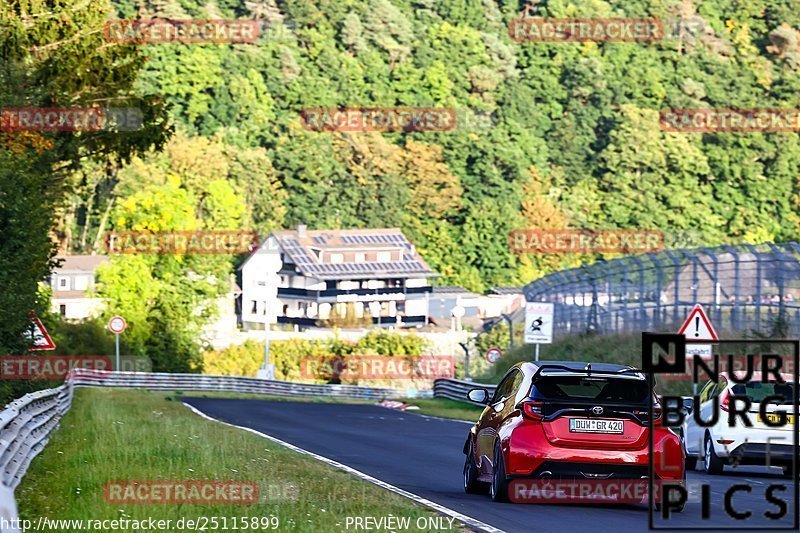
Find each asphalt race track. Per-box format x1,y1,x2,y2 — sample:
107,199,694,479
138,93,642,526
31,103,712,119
182,398,798,533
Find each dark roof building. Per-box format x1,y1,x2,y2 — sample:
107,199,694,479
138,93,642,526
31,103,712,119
241,226,438,329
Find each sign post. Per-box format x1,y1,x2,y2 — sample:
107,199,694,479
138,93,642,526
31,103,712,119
676,304,718,393
485,347,502,365
524,302,554,361
108,316,126,371
257,273,280,380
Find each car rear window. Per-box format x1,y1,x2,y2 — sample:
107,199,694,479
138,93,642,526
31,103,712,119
534,376,649,402
731,381,798,404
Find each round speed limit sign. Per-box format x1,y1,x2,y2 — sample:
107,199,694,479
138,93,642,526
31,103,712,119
108,316,127,334
485,347,502,364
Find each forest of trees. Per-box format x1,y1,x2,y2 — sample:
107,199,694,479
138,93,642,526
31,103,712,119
56,0,800,295
3,0,800,372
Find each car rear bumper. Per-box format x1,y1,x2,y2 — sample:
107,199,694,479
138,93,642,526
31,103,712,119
511,460,650,480
505,423,684,480
721,443,796,467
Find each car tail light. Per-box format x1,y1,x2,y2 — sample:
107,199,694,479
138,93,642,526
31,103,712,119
521,401,544,420
634,400,662,420
719,391,730,412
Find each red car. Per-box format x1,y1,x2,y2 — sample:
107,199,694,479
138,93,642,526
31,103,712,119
463,361,685,508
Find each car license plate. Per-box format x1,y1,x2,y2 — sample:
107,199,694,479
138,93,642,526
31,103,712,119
758,413,794,425
569,418,624,434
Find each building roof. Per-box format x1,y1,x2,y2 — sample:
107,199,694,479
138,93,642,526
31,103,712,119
432,286,481,298
54,255,108,272
266,227,438,280
490,286,523,295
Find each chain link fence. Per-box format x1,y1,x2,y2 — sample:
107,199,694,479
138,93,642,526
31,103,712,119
523,242,800,338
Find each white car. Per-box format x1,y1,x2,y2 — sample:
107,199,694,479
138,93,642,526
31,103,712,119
684,372,796,476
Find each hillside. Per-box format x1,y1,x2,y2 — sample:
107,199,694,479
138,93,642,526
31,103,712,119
55,0,800,294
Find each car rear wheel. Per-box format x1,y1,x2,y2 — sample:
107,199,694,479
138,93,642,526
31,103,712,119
490,442,509,503
654,479,687,513
463,439,484,494
685,455,697,471
703,434,724,475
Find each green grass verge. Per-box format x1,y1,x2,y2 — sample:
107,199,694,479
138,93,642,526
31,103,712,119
16,389,458,532
390,398,484,422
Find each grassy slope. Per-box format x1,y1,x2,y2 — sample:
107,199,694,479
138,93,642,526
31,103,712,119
16,389,454,532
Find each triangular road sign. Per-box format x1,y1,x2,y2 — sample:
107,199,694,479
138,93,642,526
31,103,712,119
27,312,56,351
677,304,718,341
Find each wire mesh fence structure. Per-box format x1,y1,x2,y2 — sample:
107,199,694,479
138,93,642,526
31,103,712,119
522,243,800,338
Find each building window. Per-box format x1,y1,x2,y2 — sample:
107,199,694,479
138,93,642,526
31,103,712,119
74,275,89,291
330,253,343,264
251,300,258,314
59,305,66,316
355,253,365,263
58,277,70,290
377,251,391,262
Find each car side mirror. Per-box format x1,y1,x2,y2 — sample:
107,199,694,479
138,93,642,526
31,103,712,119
682,397,694,414
467,388,490,404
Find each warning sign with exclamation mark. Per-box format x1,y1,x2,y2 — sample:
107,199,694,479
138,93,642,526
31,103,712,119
676,303,718,357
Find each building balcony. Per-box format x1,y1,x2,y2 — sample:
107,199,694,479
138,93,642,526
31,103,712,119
277,315,427,328
277,285,432,302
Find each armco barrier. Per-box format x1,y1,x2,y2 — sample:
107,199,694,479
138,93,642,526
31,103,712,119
0,382,73,533
433,378,496,403
67,368,434,400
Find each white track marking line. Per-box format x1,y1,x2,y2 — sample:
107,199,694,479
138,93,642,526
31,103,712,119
182,401,504,533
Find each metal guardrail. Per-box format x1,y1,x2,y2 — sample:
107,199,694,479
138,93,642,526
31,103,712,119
68,369,434,400
433,378,496,403
0,383,73,491
0,381,74,533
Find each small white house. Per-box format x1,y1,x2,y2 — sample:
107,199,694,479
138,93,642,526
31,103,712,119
49,255,108,319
